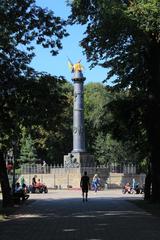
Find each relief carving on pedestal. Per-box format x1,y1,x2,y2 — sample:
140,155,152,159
64,154,80,168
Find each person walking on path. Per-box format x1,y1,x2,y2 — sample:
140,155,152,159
92,174,100,192
80,171,90,202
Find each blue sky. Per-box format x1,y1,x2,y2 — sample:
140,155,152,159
30,0,108,84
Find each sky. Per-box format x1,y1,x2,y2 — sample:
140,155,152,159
30,0,108,84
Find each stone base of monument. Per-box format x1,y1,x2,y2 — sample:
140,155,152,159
64,152,95,168
63,152,96,188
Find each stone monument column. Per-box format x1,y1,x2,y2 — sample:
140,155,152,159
72,76,86,153
64,60,94,168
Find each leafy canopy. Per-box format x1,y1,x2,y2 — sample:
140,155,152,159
0,0,69,149
68,0,160,87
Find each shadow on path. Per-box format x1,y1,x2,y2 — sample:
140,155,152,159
0,195,160,240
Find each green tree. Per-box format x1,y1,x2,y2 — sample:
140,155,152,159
94,133,118,165
30,80,73,165
68,0,160,201
0,0,68,207
19,130,37,164
84,83,138,167
102,91,149,166
84,82,112,152
94,134,117,165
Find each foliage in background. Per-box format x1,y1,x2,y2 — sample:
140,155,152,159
94,133,140,166
68,0,160,201
17,79,73,165
84,82,112,153
84,83,142,167
18,128,37,164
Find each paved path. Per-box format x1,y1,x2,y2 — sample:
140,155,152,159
0,190,160,240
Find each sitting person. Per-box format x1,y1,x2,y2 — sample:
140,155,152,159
32,175,37,186
124,182,131,193
22,183,29,194
36,179,48,193
15,182,22,192
35,179,43,188
14,182,29,202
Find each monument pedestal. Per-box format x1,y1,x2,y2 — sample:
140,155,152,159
63,152,96,188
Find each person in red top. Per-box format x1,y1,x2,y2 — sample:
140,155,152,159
80,171,90,202
36,179,43,187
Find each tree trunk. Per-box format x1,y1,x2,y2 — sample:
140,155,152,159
147,114,160,202
0,150,13,208
151,155,160,202
146,40,160,202
144,170,152,201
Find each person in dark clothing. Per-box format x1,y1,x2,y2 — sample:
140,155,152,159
80,171,90,202
30,175,37,192
32,175,37,186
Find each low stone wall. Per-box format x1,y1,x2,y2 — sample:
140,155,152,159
19,167,108,189
20,168,84,189
107,173,146,189
18,167,145,189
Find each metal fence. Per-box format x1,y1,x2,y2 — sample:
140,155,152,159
19,163,137,175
